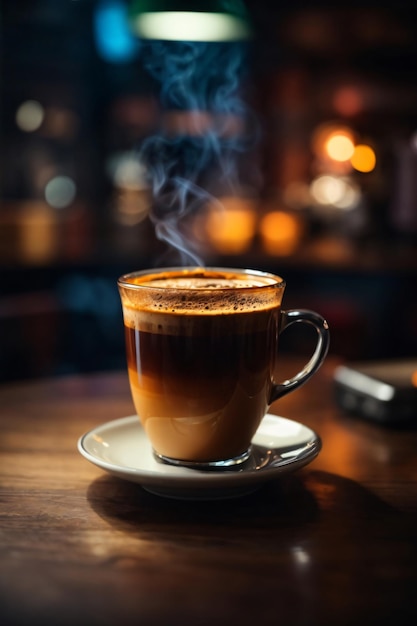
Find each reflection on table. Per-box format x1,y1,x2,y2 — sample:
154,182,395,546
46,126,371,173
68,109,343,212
1,356,416,626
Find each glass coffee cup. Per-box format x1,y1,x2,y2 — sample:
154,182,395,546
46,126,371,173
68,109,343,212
118,267,330,469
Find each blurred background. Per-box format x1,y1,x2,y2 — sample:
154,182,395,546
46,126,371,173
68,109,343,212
1,0,417,382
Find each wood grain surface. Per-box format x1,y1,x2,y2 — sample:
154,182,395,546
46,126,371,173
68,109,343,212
1,358,417,626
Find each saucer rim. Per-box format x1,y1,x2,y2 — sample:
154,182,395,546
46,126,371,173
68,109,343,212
78,414,321,492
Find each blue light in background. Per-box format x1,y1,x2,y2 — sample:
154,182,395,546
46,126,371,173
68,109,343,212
93,0,139,63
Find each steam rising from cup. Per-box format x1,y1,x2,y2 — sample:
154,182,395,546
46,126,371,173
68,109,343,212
137,39,258,265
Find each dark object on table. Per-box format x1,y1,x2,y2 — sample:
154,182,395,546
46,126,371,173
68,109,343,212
334,359,417,426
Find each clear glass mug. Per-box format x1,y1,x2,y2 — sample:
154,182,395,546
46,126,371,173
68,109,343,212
118,267,330,469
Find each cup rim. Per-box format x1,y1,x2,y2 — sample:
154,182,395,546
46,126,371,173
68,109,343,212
117,266,286,291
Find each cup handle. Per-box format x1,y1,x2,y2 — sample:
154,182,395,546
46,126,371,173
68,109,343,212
269,309,330,404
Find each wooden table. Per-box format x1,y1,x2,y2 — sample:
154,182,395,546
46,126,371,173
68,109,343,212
1,357,417,626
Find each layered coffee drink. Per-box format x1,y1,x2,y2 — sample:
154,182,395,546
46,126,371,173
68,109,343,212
118,268,285,465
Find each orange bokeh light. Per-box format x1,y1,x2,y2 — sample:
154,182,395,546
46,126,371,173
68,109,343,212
259,210,303,256
350,144,376,173
204,198,257,254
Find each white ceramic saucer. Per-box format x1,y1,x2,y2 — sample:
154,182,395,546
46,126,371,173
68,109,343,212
78,414,321,500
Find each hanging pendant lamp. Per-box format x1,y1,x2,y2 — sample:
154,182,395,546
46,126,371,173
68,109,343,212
128,1,252,42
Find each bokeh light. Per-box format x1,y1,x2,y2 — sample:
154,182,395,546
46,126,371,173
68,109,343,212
310,175,360,210
108,152,148,190
204,198,256,254
325,133,355,162
332,86,364,117
94,0,138,63
16,100,45,132
350,144,376,172
259,210,303,256
131,12,251,42
311,123,356,163
45,176,77,209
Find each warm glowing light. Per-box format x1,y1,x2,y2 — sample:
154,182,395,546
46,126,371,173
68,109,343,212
114,189,150,225
16,100,45,132
351,144,376,173
107,153,151,225
325,133,355,162
332,86,363,117
310,175,360,210
204,199,256,254
311,176,344,205
259,211,303,256
411,370,417,388
18,202,57,263
311,124,356,171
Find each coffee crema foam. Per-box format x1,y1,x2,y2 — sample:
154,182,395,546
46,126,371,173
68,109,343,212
119,271,284,332
143,277,272,290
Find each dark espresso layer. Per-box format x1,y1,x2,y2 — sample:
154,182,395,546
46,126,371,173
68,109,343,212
125,309,277,388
